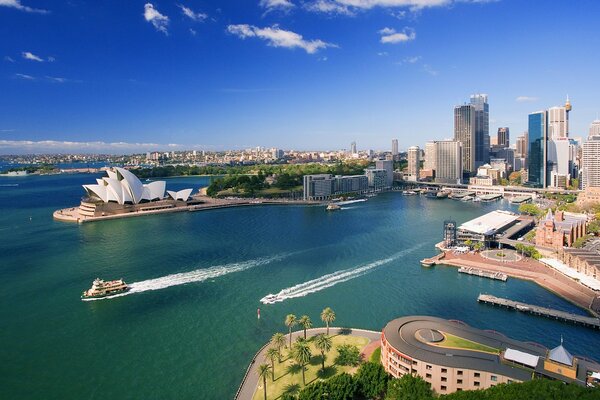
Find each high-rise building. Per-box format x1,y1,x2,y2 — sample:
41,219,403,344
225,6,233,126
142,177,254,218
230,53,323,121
392,139,399,158
375,159,394,187
497,127,510,148
470,94,490,167
303,174,368,200
407,146,420,181
548,106,568,139
350,141,357,155
516,132,528,158
365,169,387,190
527,111,548,188
454,104,476,174
424,141,437,171
547,138,571,187
590,120,600,137
434,141,462,184
582,135,600,189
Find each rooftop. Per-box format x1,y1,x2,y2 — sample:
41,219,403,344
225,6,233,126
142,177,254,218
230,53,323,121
458,210,520,236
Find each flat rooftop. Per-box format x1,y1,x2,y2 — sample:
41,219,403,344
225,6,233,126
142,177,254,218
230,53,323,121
458,210,520,236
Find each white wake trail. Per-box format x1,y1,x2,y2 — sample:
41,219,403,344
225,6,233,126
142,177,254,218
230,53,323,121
260,244,424,304
83,254,288,301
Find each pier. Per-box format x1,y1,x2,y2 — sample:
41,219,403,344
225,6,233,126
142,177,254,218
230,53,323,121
477,294,600,330
458,267,507,281
421,252,445,267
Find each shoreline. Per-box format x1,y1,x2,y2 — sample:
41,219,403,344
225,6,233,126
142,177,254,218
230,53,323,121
433,252,598,316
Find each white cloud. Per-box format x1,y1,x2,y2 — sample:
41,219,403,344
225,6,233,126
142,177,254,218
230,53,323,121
0,140,212,155
516,96,538,103
377,51,388,56
0,0,48,13
45,76,69,83
423,63,438,76
4,56,15,62
379,27,416,44
333,0,450,10
22,51,44,62
144,3,169,35
227,24,336,54
403,55,421,63
260,0,295,13
14,73,35,80
189,28,197,36
304,0,353,15
178,4,207,21
47,56,55,62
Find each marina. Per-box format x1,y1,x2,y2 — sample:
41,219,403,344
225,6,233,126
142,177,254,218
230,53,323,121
477,294,600,329
458,267,508,281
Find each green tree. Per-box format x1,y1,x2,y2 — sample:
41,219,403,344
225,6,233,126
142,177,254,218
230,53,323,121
464,239,473,249
271,332,286,362
335,344,362,366
298,315,313,339
519,203,542,216
313,333,332,371
385,374,433,400
355,362,389,399
265,347,279,381
292,340,312,386
285,314,297,349
320,307,336,335
257,363,272,400
473,241,484,252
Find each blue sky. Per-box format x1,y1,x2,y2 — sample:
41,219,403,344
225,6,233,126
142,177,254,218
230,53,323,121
1,0,599,154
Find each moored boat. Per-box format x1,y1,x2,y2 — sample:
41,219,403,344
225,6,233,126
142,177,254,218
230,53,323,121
82,278,129,300
326,203,341,211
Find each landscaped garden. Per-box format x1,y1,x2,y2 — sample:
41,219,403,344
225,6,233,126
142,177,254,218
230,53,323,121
432,332,499,354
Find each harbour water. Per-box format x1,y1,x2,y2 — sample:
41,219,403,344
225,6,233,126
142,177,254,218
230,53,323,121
1,172,599,399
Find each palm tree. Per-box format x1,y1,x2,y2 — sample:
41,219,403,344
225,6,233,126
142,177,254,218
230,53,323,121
270,332,286,362
298,315,312,339
314,333,332,371
257,363,271,400
265,348,278,381
292,340,312,386
320,307,336,335
284,314,297,349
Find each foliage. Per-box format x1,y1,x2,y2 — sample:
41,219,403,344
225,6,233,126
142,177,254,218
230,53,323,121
206,174,265,197
314,333,333,370
321,307,336,335
508,171,521,185
297,373,358,400
370,346,382,364
524,230,536,242
587,220,600,235
464,239,473,248
499,178,509,186
568,178,580,191
473,241,484,251
298,315,313,339
4,164,57,174
386,374,433,400
271,332,287,362
514,244,542,259
335,344,362,367
285,314,298,348
518,203,542,216
573,234,593,249
257,363,272,400
293,341,313,386
355,362,389,399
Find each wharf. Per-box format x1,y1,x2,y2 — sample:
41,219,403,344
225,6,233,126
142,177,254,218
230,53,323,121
479,193,502,202
421,252,445,267
477,294,600,329
458,267,507,281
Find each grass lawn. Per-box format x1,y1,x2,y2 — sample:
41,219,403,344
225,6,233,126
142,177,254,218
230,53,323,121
433,332,499,354
370,346,381,364
252,334,370,400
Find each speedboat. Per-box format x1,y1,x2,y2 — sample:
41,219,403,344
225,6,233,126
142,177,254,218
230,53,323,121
260,294,278,304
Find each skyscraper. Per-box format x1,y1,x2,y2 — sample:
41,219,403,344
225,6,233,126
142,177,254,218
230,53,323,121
424,141,437,171
527,111,548,188
392,139,399,158
516,132,528,158
350,141,357,155
548,106,568,139
497,127,510,148
376,159,394,187
590,120,600,137
454,104,476,174
434,141,462,184
470,94,490,167
582,135,600,188
407,146,420,181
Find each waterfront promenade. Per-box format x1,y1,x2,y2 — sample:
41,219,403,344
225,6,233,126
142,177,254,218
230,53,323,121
235,327,380,400
53,195,324,223
438,252,598,314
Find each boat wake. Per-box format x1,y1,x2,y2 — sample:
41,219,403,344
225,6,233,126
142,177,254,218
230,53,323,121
82,254,289,301
260,244,424,304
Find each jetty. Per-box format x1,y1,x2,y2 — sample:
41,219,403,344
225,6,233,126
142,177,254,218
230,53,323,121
421,252,445,267
479,193,502,202
458,267,507,281
477,294,600,330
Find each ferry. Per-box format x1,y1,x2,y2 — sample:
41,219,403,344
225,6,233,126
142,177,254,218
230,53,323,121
326,203,341,211
81,278,129,300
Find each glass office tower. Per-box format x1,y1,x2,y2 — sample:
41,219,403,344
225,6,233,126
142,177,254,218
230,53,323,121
527,111,547,187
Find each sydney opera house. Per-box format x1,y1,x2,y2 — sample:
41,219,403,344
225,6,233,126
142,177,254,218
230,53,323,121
83,167,192,204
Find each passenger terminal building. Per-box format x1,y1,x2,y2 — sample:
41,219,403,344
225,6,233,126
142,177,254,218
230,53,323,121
381,316,600,394
452,210,533,248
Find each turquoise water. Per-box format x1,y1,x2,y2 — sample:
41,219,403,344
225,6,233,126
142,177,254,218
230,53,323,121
1,173,598,399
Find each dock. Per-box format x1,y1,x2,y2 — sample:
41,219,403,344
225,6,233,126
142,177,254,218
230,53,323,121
477,294,600,330
421,252,445,267
479,193,502,202
458,267,507,281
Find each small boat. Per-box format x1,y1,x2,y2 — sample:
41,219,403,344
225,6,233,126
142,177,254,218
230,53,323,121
461,195,473,202
326,203,341,211
260,294,279,304
436,191,450,199
473,197,482,202
81,278,129,300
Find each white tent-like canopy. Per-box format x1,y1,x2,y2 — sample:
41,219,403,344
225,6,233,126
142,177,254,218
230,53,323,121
83,167,167,205
167,189,193,202
504,348,540,368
